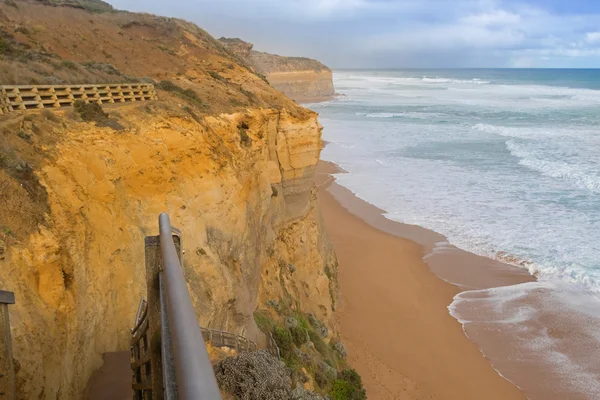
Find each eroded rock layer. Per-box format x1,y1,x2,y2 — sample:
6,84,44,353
220,38,336,102
0,1,338,398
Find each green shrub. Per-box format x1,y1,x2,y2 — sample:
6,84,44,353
156,80,179,92
208,70,226,82
314,368,330,389
60,60,79,70
274,326,293,357
253,310,275,333
290,326,308,347
74,100,107,122
17,130,31,141
73,101,123,130
333,341,348,359
308,314,329,338
308,329,331,360
295,313,310,330
156,80,202,106
0,38,10,55
329,369,366,400
41,109,58,122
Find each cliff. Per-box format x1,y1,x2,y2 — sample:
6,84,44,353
0,1,338,398
219,38,336,102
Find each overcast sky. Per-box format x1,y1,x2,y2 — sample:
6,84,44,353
107,0,600,68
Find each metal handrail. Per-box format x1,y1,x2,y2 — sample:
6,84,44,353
158,213,222,400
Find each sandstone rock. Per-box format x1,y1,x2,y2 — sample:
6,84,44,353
308,314,329,338
1,5,338,398
290,387,325,400
333,341,348,359
285,316,298,329
219,37,335,102
4,105,338,399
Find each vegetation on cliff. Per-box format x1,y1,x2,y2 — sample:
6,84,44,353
252,275,365,400
0,0,306,114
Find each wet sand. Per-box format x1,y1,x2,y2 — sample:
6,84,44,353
316,161,532,399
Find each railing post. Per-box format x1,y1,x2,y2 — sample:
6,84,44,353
145,235,165,400
0,291,16,400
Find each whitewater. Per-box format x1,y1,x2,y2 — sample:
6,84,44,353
311,69,600,399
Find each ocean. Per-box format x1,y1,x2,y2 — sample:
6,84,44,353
311,69,600,398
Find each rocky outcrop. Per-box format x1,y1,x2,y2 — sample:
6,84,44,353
264,69,335,103
219,38,336,102
1,101,338,400
0,2,338,399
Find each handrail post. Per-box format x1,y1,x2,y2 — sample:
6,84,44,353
158,213,221,399
144,234,166,399
0,291,16,400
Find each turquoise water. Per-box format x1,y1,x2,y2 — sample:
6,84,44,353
312,69,600,398
313,69,600,292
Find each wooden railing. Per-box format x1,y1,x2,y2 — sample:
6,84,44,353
130,299,151,398
200,327,257,353
0,83,157,115
0,291,16,400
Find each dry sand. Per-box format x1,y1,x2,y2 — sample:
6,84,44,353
316,161,531,400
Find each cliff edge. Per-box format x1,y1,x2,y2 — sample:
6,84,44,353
0,1,342,398
220,37,336,102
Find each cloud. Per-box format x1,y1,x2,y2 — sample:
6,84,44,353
585,32,600,44
461,10,521,27
107,0,600,68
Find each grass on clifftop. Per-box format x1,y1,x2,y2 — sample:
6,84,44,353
156,80,204,107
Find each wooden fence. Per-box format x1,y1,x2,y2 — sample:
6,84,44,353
200,327,280,360
0,83,157,115
201,327,258,353
130,299,151,399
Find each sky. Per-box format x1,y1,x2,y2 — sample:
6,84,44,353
107,0,600,68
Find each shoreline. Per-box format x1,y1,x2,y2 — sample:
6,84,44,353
297,93,344,104
317,159,600,400
316,160,531,399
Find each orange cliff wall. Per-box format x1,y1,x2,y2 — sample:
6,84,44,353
0,104,338,399
267,70,335,102
218,38,336,102
0,2,340,398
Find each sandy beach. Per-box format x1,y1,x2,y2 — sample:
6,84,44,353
315,161,533,400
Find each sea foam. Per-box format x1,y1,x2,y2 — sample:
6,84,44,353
315,68,600,400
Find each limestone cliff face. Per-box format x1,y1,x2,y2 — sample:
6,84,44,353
264,69,335,102
0,2,339,398
219,38,336,102
0,103,338,399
